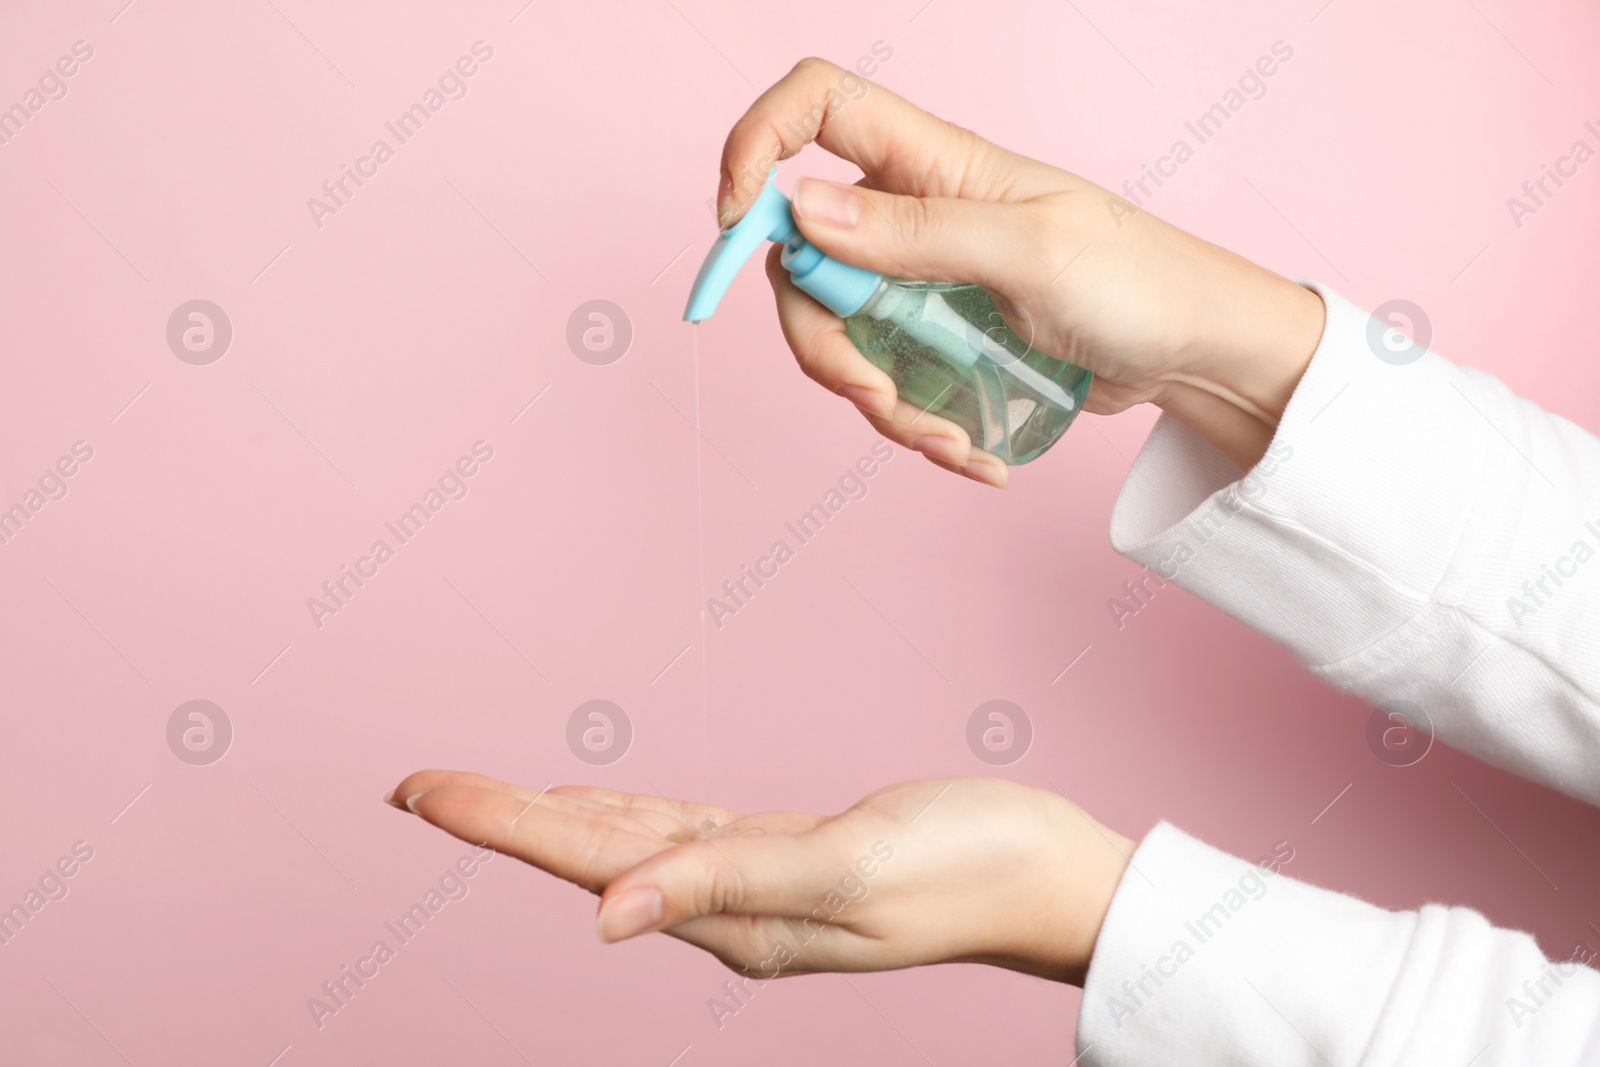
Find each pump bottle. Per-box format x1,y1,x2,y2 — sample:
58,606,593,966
684,170,1091,464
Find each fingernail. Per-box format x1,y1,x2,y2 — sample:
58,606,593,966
839,384,891,418
912,434,966,467
382,789,397,806
596,887,665,943
404,792,426,814
793,178,860,229
963,454,1009,489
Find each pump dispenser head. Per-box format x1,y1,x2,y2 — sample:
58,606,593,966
684,169,883,322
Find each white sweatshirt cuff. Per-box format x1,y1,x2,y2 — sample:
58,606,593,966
1090,283,1600,1063
1107,281,1600,802
1078,823,1412,1065
1107,281,1487,666
1078,824,1600,1066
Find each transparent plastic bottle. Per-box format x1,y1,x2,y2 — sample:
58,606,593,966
844,280,1091,464
684,170,1092,465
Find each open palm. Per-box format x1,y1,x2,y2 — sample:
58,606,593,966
388,770,1133,985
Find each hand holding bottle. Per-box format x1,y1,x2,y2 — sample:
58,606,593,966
386,771,1133,986
717,58,1326,486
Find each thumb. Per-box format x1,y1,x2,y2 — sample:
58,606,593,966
594,831,849,943
790,177,1039,292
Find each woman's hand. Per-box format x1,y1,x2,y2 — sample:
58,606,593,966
385,772,1133,986
721,58,1326,484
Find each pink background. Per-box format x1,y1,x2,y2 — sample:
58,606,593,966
2,0,1598,1063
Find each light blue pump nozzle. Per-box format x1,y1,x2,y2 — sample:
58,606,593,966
684,169,883,322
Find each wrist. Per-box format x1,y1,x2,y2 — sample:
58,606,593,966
993,800,1136,987
1062,822,1136,987
1158,260,1324,469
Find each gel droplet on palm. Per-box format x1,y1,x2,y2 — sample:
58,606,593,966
684,170,1090,464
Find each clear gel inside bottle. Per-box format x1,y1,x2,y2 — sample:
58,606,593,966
843,280,1091,465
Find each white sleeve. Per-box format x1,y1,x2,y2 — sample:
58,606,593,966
1107,282,1600,805
1078,284,1600,1065
1077,824,1600,1067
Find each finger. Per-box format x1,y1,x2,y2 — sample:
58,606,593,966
553,786,819,844
718,57,1053,225
719,58,965,224
386,770,625,820
387,774,749,849
766,238,1014,486
594,831,850,944
770,259,995,469
405,784,669,894
766,243,898,418
386,769,553,808
923,449,1008,490
549,785,744,835
790,179,1044,293
863,397,1007,488
659,912,864,978
550,791,728,843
